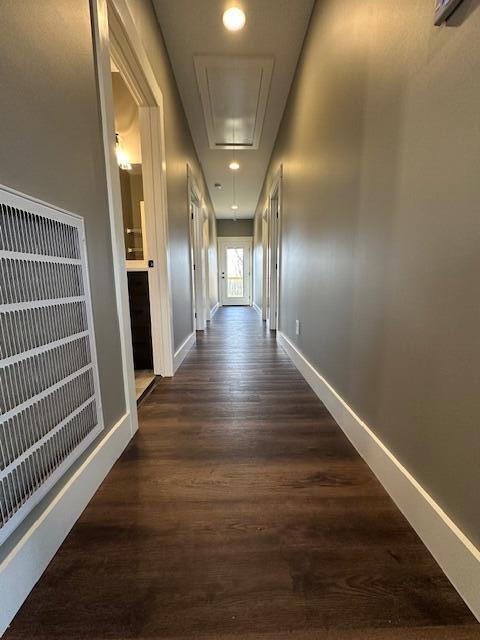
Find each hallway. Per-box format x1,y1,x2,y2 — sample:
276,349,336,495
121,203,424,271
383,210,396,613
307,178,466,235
5,308,478,640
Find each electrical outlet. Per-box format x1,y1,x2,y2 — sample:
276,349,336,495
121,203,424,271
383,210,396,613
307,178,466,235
295,319,300,336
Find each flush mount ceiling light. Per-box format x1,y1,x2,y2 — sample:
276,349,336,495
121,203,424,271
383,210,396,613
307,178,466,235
223,7,246,31
229,161,240,170
231,204,239,210
214,182,222,189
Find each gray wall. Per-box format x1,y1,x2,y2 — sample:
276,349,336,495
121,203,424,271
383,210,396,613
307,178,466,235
126,0,215,349
217,219,254,237
0,0,125,431
257,0,480,546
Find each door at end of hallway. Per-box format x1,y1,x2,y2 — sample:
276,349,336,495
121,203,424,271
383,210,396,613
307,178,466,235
218,237,252,306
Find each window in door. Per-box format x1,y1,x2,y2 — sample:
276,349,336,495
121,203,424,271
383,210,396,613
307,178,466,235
227,247,244,297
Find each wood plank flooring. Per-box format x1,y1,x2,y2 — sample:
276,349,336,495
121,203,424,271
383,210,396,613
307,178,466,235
5,307,479,639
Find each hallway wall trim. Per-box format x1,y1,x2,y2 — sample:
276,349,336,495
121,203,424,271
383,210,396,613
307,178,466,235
0,411,133,637
277,330,480,622
253,302,262,316
210,302,220,318
173,331,196,373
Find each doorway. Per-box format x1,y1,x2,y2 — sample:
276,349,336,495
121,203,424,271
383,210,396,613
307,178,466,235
93,0,175,412
188,168,209,330
218,238,252,306
265,167,282,330
110,66,155,399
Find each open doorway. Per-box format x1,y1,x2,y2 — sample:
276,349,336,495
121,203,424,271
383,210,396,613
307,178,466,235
188,168,209,330
265,167,282,330
110,65,154,400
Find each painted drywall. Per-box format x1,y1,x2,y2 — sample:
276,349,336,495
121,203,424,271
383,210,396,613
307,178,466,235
0,0,125,431
126,0,216,350
257,0,480,547
253,210,263,309
217,219,254,237
0,0,127,561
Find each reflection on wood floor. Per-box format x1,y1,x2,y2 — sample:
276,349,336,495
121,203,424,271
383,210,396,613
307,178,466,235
6,307,479,640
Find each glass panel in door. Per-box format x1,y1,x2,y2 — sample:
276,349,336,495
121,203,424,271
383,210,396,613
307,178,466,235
227,247,244,298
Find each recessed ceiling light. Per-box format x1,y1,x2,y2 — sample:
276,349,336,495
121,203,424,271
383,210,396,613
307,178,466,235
223,7,246,31
231,205,239,210
229,161,240,171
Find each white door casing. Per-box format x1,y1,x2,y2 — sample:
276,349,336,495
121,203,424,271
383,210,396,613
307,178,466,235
267,166,282,331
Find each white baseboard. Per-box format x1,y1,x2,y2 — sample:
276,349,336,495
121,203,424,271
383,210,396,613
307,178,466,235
277,330,480,622
210,302,220,319
173,331,196,373
0,412,133,636
253,302,262,316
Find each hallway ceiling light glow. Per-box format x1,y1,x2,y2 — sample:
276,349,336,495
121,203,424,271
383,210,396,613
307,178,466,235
229,161,240,170
223,7,246,31
231,204,239,210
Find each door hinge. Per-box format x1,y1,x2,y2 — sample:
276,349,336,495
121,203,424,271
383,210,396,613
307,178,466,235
193,263,196,270
148,259,154,268
194,312,197,318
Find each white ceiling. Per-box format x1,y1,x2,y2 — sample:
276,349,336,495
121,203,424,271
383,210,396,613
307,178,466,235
152,0,314,219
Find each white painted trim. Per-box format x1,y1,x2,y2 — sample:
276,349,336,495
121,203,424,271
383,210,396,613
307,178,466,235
267,166,282,331
187,167,208,331
173,331,196,373
0,411,133,636
261,206,269,321
91,0,138,429
253,302,262,316
210,302,220,319
92,0,173,380
277,330,480,622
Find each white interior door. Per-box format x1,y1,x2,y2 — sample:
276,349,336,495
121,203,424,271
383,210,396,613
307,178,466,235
219,238,252,306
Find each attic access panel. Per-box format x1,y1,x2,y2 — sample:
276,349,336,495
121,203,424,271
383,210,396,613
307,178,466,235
194,56,274,150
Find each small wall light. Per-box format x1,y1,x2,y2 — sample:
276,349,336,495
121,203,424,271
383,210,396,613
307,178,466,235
115,133,132,171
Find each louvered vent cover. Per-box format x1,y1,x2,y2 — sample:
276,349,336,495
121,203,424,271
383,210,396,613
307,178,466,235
0,187,103,544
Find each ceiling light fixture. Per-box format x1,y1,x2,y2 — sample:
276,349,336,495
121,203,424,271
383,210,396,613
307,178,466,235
231,205,239,210
229,161,240,171
223,7,246,31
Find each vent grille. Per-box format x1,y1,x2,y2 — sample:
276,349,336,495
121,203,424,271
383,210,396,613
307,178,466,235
0,188,103,545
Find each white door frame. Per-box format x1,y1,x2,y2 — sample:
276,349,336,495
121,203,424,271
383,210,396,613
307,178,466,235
187,166,208,330
218,236,253,306
202,207,212,321
261,204,269,321
267,166,283,331
92,0,175,385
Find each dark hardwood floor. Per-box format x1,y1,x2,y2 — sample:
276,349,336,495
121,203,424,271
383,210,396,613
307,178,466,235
5,307,479,639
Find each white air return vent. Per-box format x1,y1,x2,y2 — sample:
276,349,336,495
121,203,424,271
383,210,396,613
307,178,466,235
0,186,103,544
194,56,274,150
